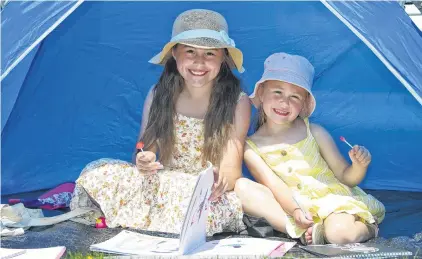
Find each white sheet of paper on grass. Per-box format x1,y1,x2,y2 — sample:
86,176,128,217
0,246,66,259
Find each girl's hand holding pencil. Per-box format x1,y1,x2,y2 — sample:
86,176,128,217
292,207,313,229
340,136,372,168
292,193,313,229
135,141,164,175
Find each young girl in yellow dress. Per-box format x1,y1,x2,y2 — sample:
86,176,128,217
235,52,385,245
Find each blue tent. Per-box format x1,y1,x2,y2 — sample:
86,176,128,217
2,1,422,196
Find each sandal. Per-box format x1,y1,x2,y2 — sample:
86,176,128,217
366,222,379,239
299,222,325,245
312,222,326,245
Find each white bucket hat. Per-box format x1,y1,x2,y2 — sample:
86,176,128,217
250,52,316,118
149,9,244,73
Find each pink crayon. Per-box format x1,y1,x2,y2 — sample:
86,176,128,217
340,136,354,149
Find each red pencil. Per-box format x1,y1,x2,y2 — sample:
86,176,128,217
136,141,144,152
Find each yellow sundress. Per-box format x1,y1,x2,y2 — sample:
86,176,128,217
246,118,385,238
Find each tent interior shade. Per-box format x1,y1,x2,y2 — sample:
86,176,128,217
1,1,422,196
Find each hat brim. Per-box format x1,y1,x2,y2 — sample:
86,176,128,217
249,71,316,118
149,38,244,73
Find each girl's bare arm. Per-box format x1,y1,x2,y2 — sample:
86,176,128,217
133,87,157,163
310,123,367,187
218,95,251,190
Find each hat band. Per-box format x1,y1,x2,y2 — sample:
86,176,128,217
170,29,236,47
264,68,312,87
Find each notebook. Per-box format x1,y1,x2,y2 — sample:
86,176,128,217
191,237,295,256
300,243,413,258
0,247,66,259
91,161,215,255
90,230,295,257
90,161,296,256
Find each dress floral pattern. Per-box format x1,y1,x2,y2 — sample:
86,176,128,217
70,113,245,236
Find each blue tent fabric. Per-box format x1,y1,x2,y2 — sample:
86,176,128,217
1,1,79,73
1,44,39,131
1,0,80,131
326,1,422,102
1,1,422,195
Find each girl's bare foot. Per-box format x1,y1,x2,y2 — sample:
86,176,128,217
304,225,313,244
301,223,325,245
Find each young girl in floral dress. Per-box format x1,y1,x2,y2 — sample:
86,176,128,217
70,9,251,236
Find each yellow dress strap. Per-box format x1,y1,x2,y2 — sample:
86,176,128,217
245,138,262,155
302,117,312,137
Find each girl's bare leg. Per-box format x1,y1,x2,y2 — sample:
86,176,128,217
324,213,376,244
235,178,288,233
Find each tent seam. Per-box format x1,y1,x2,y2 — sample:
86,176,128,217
320,0,422,106
0,0,85,81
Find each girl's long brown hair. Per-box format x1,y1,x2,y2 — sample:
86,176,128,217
141,51,241,166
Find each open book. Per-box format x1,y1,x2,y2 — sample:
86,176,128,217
300,243,413,258
90,230,294,257
90,162,296,256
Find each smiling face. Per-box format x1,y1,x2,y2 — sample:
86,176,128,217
172,44,225,89
259,80,308,125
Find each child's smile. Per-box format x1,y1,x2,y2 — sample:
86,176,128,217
189,69,208,76
273,108,290,117
188,69,208,76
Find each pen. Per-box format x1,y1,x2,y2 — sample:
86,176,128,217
292,192,312,221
